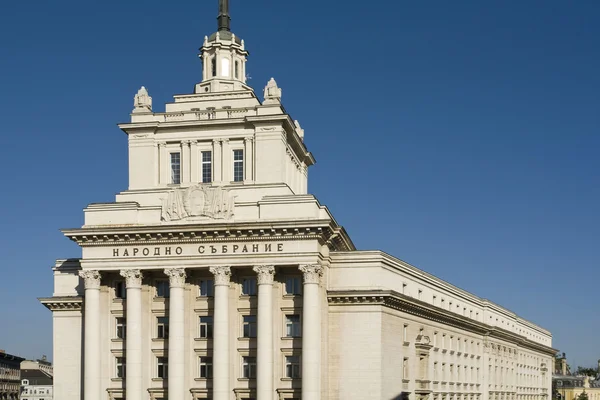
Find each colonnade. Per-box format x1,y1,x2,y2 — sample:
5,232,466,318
78,264,323,400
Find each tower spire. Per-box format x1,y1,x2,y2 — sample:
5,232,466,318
217,0,231,32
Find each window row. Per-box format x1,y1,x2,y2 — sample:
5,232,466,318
114,276,303,299
169,149,244,185
114,355,301,380
114,314,302,340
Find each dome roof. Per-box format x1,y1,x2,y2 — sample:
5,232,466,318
208,30,242,45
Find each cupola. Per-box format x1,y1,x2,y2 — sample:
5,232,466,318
195,0,250,94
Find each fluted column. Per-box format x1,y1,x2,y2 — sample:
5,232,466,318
210,266,232,400
299,264,323,400
120,270,143,400
79,270,102,400
253,265,275,400
164,268,187,400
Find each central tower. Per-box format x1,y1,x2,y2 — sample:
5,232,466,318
196,0,250,93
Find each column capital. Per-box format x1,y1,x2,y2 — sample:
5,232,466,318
210,266,232,286
244,136,253,143
120,269,143,288
79,270,101,289
253,265,275,285
164,268,187,288
299,264,323,284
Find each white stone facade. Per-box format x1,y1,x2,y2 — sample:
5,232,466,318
40,3,556,400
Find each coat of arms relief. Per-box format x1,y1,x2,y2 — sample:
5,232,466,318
161,184,235,222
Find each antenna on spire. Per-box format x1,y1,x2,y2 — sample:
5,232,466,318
217,0,231,32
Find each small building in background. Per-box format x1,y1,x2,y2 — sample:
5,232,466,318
19,358,53,400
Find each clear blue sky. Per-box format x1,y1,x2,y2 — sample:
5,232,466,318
0,1,598,368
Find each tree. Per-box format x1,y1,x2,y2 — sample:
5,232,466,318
577,391,589,400
575,366,598,377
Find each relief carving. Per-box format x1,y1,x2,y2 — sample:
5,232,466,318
253,265,275,285
210,266,232,285
299,264,323,284
164,268,186,287
120,269,143,288
79,270,101,289
161,184,235,222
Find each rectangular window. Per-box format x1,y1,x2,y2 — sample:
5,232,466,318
233,149,244,182
170,152,181,184
243,315,257,338
157,357,168,378
403,324,408,342
199,316,213,338
115,281,126,299
402,358,409,380
285,356,301,378
242,356,257,379
285,315,301,337
201,151,212,183
199,279,214,297
434,362,438,381
116,356,125,379
442,363,446,381
116,317,126,339
242,277,257,296
157,317,169,339
418,289,422,300
433,332,438,347
433,295,437,306
156,281,170,298
285,277,302,295
199,356,213,379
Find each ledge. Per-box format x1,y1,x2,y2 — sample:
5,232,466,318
39,296,83,311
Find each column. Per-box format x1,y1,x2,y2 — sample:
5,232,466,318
158,141,167,185
190,140,199,183
222,139,230,182
79,270,102,400
213,139,222,184
181,141,191,184
210,266,232,400
164,268,187,400
120,270,143,400
299,264,323,400
244,137,254,183
253,265,275,400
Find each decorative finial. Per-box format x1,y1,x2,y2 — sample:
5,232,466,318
217,0,231,32
133,86,152,113
263,78,282,105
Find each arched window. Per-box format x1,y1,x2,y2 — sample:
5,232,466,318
211,58,217,77
235,61,239,79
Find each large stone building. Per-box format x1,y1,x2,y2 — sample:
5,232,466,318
39,1,557,400
0,350,25,400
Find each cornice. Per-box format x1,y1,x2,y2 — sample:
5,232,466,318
39,296,83,311
62,221,355,252
327,290,558,356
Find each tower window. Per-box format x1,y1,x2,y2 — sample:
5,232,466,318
201,151,212,183
243,315,257,338
242,356,257,379
235,61,240,79
170,152,181,184
233,149,244,182
285,356,301,378
221,57,230,77
198,356,213,378
211,58,217,77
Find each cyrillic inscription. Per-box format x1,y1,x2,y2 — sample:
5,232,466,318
110,243,285,258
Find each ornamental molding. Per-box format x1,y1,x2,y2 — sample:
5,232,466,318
299,264,323,284
209,266,231,285
39,296,83,311
253,265,275,285
79,270,101,289
161,184,235,222
63,223,355,252
327,290,557,356
120,269,143,288
164,268,186,287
